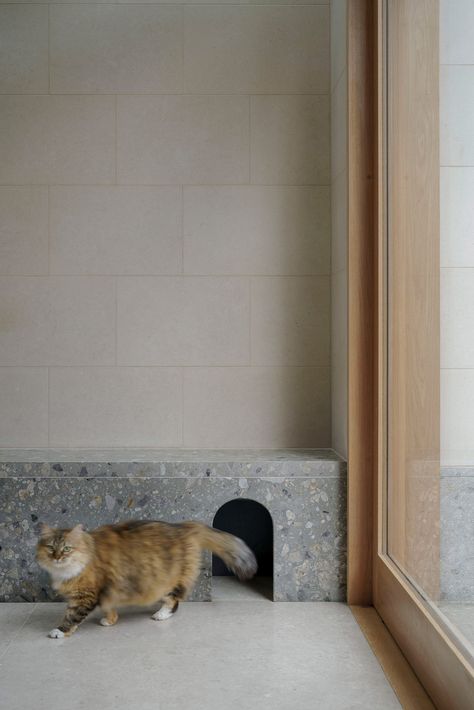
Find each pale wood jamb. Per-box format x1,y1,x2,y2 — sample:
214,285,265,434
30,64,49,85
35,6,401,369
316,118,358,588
348,0,474,705
372,1,474,707
347,0,376,607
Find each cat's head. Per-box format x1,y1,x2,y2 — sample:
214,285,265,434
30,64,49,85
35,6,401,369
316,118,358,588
36,524,91,576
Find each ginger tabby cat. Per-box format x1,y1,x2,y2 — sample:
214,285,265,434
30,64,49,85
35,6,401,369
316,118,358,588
36,520,257,638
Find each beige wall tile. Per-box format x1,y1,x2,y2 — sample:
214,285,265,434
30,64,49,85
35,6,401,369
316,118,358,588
183,186,330,275
0,0,329,3
0,6,48,93
331,340,347,459
0,367,48,446
0,0,332,450
331,271,347,375
331,169,347,274
251,276,330,366
250,95,330,185
331,269,347,458
330,0,348,459
331,71,347,180
183,366,330,448
440,0,474,65
330,0,347,91
441,66,474,166
441,168,474,267
0,187,48,275
0,277,115,366
117,95,249,185
49,367,182,447
50,5,182,94
440,5,474,465
441,369,474,465
441,268,474,369
50,187,181,275
0,0,114,3
118,0,326,4
184,6,328,94
117,276,249,365
119,0,328,4
0,96,115,185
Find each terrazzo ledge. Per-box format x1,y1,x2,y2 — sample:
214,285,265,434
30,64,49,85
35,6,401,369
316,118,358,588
0,448,346,479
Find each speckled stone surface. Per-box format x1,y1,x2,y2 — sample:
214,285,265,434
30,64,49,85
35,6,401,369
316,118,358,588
441,467,474,602
0,450,347,603
0,448,344,478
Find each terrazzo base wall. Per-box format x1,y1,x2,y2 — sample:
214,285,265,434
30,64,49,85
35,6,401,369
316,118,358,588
0,450,347,603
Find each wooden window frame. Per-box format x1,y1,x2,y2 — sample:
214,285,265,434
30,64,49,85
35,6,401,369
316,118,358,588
347,1,474,707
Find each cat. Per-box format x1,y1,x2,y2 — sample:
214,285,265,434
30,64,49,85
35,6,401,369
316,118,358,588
36,519,257,639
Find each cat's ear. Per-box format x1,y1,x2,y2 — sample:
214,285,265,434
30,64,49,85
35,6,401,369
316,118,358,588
39,523,53,537
68,524,84,540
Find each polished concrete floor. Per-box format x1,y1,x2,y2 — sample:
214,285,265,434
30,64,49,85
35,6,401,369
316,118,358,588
213,575,274,601
0,584,401,710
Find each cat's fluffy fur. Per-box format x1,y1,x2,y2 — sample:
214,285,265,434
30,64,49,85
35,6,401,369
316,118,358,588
36,520,257,638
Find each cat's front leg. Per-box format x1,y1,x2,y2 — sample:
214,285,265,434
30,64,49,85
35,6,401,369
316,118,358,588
49,593,97,638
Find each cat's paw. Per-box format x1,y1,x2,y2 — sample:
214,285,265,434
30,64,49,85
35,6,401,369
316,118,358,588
48,628,65,639
100,617,114,626
152,607,173,621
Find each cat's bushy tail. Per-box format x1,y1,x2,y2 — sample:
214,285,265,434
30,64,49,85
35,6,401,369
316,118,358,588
191,523,257,580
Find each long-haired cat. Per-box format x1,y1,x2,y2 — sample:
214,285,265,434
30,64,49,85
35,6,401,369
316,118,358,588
36,520,257,638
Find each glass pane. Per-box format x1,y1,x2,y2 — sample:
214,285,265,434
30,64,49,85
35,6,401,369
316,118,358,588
385,0,474,660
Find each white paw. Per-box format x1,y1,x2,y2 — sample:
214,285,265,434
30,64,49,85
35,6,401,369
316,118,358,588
152,607,173,621
48,628,64,639
100,617,113,626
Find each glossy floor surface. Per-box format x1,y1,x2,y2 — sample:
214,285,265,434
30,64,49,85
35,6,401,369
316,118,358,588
0,586,401,710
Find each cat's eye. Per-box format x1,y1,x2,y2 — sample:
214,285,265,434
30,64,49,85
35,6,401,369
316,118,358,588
63,546,72,552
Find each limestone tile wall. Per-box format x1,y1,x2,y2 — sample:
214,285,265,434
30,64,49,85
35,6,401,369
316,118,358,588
0,1,331,449
330,0,348,459
439,0,474,601
440,0,474,465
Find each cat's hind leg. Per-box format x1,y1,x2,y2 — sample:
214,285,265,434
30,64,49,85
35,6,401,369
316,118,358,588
151,584,186,621
100,609,118,627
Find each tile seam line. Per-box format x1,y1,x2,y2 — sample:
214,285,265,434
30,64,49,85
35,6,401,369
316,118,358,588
114,276,118,366
0,184,332,188
47,366,50,446
0,446,339,450
440,365,474,372
47,4,51,95
180,366,185,447
0,3,332,7
0,2,332,3
0,603,37,662
0,364,332,369
114,95,118,184
0,273,332,277
0,92,330,97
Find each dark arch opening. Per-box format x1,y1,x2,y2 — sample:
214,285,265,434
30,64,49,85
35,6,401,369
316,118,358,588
212,499,273,600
